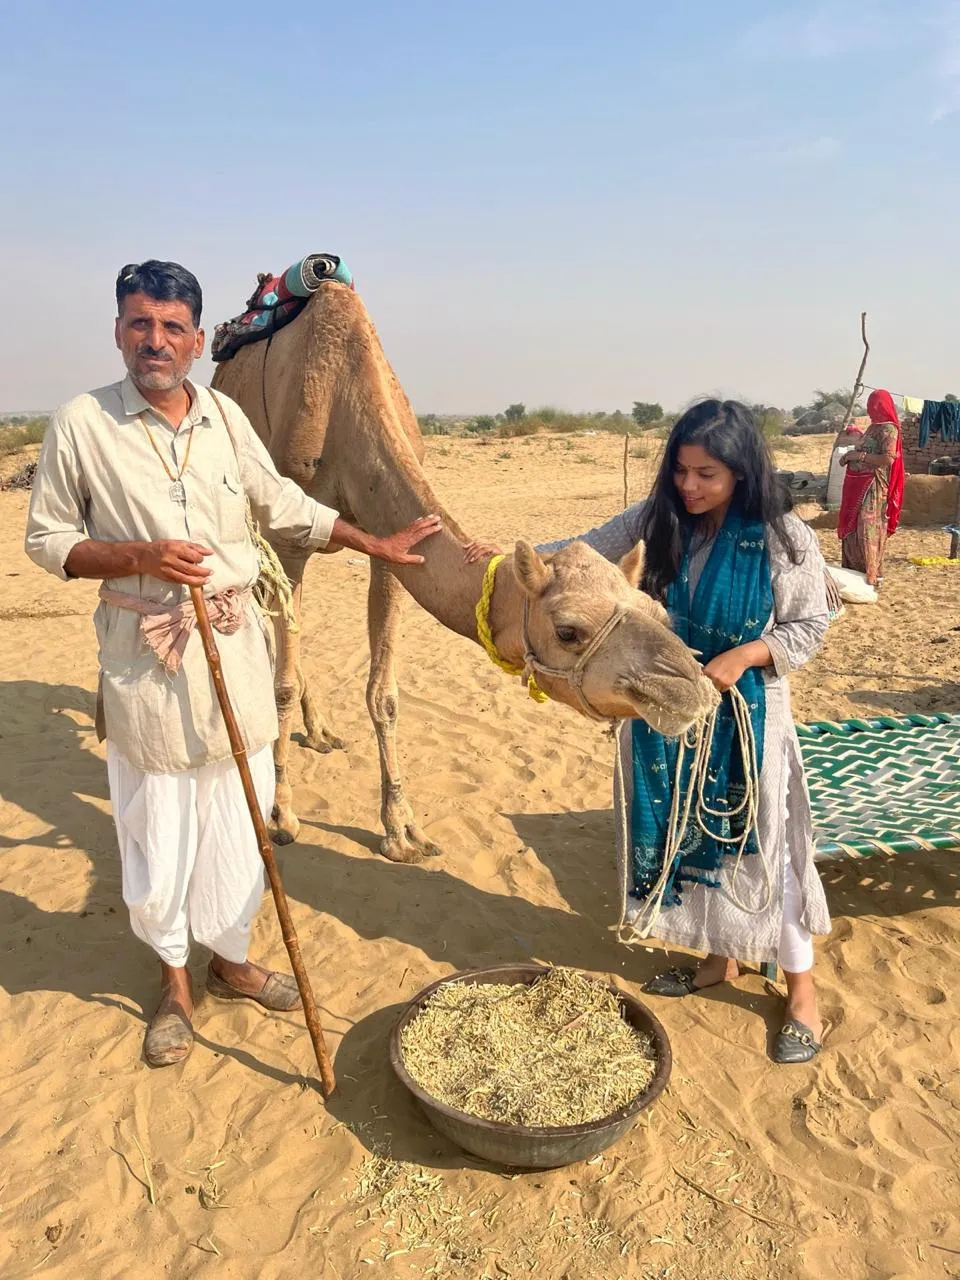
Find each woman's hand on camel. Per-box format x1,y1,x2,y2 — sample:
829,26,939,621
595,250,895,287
462,539,503,564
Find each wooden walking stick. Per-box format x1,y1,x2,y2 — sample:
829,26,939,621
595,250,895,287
189,585,336,1098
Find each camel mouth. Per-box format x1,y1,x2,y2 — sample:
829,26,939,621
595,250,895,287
619,677,717,737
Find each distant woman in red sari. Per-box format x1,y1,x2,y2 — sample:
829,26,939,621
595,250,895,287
838,389,905,586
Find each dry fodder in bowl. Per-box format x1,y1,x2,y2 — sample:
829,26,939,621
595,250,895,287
399,967,656,1127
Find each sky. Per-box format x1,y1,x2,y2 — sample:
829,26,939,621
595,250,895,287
2,0,960,415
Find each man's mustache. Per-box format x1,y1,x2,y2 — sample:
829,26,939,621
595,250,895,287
136,347,173,360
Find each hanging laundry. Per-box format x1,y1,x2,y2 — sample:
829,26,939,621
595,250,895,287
902,396,924,416
918,400,960,448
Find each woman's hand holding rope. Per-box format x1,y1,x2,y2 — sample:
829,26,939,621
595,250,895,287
702,640,772,693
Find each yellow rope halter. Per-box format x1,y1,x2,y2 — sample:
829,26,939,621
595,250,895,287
474,555,549,703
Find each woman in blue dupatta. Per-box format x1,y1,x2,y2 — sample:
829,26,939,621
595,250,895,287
466,401,832,1064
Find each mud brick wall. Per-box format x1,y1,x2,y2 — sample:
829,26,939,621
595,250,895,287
901,415,960,474
900,474,959,525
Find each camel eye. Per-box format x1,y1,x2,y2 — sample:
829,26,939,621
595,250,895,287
555,625,580,645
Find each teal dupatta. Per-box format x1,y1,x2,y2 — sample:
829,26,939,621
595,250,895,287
629,506,773,908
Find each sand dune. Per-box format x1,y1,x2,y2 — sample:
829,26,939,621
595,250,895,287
1,433,958,1279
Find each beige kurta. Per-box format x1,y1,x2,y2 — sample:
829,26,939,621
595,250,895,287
541,506,832,966
25,375,338,773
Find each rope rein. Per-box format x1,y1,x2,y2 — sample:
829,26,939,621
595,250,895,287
207,388,299,635
616,684,772,943
245,507,300,634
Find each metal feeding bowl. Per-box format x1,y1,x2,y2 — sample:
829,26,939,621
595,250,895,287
389,963,672,1170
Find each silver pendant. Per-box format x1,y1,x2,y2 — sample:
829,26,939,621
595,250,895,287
169,480,186,503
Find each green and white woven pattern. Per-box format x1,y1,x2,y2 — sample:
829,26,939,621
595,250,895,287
797,713,960,859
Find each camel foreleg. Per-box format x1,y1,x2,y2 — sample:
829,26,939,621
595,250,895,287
366,561,440,863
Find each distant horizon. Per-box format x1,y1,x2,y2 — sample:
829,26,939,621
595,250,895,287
0,382,935,424
0,389,870,423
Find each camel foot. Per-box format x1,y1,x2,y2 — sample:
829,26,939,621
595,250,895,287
300,730,346,755
380,823,442,864
271,804,301,846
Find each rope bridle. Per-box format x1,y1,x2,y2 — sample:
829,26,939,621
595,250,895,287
475,553,631,722
519,598,628,722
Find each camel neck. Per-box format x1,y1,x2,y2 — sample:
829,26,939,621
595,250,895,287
337,426,503,643
388,529,494,642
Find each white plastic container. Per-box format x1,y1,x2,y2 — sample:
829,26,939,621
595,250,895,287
826,445,854,510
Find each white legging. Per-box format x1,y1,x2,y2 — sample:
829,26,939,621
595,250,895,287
779,843,814,972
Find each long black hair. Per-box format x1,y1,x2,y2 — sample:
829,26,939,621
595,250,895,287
638,399,799,601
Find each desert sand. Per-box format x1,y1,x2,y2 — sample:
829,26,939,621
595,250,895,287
1,432,958,1280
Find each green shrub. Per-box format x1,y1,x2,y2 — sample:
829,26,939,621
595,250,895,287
498,417,543,437
0,419,47,456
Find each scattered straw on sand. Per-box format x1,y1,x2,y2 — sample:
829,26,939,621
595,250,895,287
352,1146,486,1274
399,967,656,1127
350,1142,633,1276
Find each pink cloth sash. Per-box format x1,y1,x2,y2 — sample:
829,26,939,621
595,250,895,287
98,585,250,673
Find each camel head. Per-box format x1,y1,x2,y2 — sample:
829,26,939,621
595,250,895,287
512,539,719,734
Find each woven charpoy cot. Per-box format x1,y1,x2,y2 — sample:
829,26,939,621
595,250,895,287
798,712,960,859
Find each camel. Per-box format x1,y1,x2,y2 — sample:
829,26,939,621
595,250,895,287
212,282,717,860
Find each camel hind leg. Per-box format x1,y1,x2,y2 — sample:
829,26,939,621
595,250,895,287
366,560,440,863
270,561,344,845
299,664,345,753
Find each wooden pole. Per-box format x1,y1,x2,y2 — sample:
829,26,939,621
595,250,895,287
189,586,336,1098
841,312,870,430
622,433,630,510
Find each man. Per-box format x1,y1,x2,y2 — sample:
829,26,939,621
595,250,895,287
25,260,440,1068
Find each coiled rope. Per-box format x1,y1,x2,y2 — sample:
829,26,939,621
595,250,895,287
245,505,299,634
616,684,772,943
208,387,298,635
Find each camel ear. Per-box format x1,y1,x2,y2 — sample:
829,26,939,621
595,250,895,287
513,540,554,598
620,540,646,590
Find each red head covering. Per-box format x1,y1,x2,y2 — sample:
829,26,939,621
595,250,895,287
867,389,904,535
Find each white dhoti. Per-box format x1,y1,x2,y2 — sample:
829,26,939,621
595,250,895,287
106,742,275,967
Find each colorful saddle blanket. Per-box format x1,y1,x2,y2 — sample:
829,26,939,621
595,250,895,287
211,253,353,362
